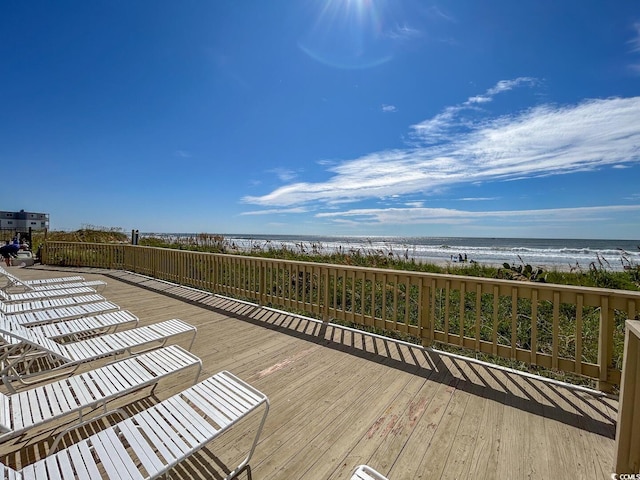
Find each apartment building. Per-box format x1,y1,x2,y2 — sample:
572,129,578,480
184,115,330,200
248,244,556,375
0,210,49,231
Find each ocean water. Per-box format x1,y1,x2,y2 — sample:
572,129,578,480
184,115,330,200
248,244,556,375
143,233,640,272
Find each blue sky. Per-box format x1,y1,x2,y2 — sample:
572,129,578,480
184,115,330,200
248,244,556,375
2,1,640,239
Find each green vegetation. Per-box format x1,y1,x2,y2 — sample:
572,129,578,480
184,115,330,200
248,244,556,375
498,261,546,282
140,233,227,252
31,225,128,249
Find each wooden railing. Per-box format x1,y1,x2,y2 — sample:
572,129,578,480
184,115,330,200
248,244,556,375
41,241,640,392
615,320,640,474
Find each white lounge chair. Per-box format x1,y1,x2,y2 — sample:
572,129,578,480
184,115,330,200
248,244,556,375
15,280,106,293
351,465,389,480
0,267,86,287
21,275,86,286
0,371,268,480
22,310,139,339
0,311,137,352
0,267,106,293
2,300,121,326
0,344,201,443
0,286,99,304
0,317,197,386
0,294,110,314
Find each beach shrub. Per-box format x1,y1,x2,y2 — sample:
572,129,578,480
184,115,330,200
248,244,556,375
497,262,546,282
31,226,127,252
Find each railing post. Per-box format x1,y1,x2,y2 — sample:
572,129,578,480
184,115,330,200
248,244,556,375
420,277,433,347
322,266,330,322
41,243,48,265
258,260,265,307
211,254,218,294
598,298,615,392
614,320,640,474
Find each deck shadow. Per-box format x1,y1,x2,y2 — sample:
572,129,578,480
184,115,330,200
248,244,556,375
97,270,618,439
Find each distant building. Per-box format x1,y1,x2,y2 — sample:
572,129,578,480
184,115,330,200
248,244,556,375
0,210,49,231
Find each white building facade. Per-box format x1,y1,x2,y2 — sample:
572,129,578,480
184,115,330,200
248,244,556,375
0,210,49,231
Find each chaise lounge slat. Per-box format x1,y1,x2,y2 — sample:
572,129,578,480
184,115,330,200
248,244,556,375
24,280,106,293
0,294,110,314
22,276,85,286
4,301,120,326
24,310,139,339
0,287,99,304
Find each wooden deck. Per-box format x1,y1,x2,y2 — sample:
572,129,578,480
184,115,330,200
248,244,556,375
1,266,619,479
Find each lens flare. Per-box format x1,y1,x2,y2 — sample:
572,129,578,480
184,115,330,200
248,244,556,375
298,0,394,70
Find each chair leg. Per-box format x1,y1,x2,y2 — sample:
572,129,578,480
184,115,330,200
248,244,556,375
224,399,270,479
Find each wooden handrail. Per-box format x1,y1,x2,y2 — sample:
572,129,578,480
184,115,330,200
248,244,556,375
41,241,640,391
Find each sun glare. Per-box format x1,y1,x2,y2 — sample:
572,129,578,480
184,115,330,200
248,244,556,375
298,0,392,70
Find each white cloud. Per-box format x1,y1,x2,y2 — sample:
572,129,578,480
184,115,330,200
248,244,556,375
410,77,537,143
267,168,298,182
386,24,421,41
627,23,640,74
409,106,462,143
458,197,499,201
466,77,537,105
316,205,640,226
242,79,640,212
485,77,537,96
467,95,492,104
382,104,397,113
629,22,640,53
426,6,456,23
241,207,309,216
